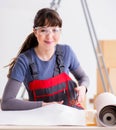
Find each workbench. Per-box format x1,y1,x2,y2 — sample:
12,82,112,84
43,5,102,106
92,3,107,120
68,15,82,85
0,104,115,129
0,126,115,130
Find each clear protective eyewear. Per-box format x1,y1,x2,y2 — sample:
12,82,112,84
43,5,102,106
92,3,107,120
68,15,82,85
34,26,61,36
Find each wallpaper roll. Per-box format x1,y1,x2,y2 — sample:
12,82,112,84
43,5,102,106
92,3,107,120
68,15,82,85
95,92,116,127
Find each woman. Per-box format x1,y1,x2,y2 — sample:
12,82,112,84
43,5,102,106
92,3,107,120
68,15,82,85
1,8,89,110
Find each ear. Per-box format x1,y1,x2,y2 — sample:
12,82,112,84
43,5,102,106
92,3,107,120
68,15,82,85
33,29,38,37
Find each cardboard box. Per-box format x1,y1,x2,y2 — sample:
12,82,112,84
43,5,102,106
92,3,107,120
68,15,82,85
96,68,116,95
108,68,116,95
98,40,116,67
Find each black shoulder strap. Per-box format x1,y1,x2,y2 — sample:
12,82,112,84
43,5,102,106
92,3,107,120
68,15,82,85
24,51,38,79
54,45,65,76
24,45,64,79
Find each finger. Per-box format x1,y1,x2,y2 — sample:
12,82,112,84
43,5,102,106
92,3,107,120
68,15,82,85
78,94,84,103
77,95,82,103
58,100,64,104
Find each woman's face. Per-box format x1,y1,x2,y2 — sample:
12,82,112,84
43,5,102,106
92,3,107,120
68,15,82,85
34,26,61,50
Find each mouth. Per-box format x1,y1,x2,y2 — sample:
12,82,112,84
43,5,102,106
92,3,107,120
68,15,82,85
44,40,53,44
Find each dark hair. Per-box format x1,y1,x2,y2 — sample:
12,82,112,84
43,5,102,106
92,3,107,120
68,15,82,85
7,8,62,77
33,8,62,28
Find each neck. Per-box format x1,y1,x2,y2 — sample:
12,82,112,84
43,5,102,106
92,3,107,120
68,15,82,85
34,46,55,61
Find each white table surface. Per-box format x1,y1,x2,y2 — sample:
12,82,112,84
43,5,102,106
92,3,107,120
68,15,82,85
0,126,115,130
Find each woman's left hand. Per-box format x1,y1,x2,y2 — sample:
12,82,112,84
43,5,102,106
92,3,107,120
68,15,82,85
74,86,86,103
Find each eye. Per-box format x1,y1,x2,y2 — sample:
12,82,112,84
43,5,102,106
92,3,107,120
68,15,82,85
52,28,60,33
40,29,47,32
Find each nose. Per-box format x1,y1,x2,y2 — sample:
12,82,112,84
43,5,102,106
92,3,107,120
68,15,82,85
45,30,54,38
46,30,53,35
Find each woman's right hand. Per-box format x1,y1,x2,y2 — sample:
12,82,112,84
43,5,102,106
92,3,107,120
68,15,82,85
42,100,64,106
